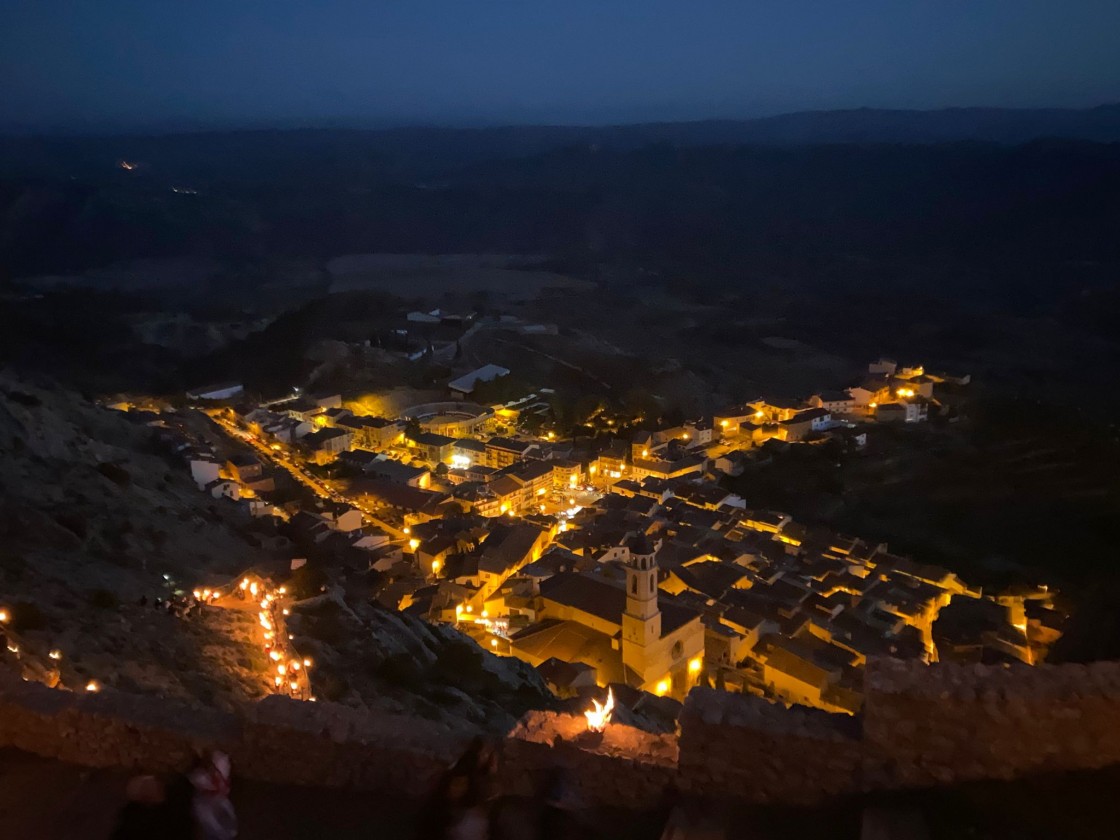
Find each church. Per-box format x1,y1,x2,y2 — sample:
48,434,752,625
509,534,705,699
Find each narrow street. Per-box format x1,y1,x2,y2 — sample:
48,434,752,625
203,410,337,502
202,410,406,537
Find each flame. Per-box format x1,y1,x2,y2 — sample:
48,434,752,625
584,688,615,733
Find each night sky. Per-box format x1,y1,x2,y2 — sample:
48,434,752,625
2,0,1118,130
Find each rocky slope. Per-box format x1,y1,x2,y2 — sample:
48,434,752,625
0,372,550,729
288,590,550,733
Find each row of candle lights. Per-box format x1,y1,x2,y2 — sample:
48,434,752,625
1,606,100,693
237,577,316,701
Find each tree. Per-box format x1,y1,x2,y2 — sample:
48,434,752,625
287,564,329,600
519,412,545,435
621,387,660,423
573,394,605,426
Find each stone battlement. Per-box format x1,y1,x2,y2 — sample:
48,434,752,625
5,656,1120,807
679,688,862,803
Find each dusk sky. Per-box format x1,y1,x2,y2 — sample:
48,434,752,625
2,0,1119,130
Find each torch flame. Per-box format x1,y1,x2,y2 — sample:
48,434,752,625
584,688,615,733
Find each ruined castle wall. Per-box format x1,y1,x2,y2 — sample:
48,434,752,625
6,658,1120,805
0,670,461,794
233,695,464,792
862,658,1120,789
501,710,678,810
677,688,863,804
0,672,238,773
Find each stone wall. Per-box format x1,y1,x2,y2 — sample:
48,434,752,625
678,688,862,804
862,657,1120,789
0,670,462,795
6,658,1120,807
501,711,678,810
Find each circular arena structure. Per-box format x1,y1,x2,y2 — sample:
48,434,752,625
400,401,495,437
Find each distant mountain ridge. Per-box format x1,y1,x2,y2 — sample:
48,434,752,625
3,102,1120,188
3,102,1120,156
3,103,1120,280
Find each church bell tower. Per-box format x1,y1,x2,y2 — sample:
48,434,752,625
622,535,661,671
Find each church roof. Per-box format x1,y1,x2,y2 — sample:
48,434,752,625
540,572,625,625
538,572,700,638
510,619,625,684
660,595,703,635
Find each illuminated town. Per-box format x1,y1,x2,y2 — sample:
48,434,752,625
5,10,1119,827
2,342,1061,726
